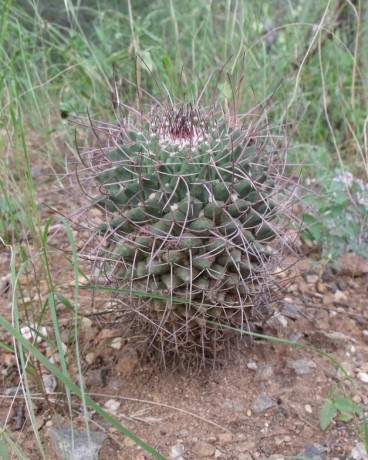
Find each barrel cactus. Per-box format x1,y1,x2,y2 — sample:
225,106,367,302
74,86,295,364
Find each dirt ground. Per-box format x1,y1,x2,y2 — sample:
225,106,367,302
1,176,368,460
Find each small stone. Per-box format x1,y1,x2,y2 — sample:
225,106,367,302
282,302,300,319
48,427,107,460
351,442,368,460
304,404,313,414
311,330,349,352
191,441,216,458
4,386,24,396
334,290,347,302
247,361,258,370
352,394,362,404
21,324,47,343
111,337,123,350
236,441,256,452
237,454,253,460
306,274,319,284
214,449,222,458
177,429,189,439
357,372,368,383
277,314,288,327
254,364,274,381
288,332,302,342
85,367,108,387
287,358,317,375
42,374,57,394
250,395,276,414
124,436,137,447
303,443,326,460
104,399,120,413
218,433,232,446
85,353,96,365
169,444,186,460
80,318,96,342
80,317,93,331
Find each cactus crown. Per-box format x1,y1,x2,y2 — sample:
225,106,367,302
72,77,296,367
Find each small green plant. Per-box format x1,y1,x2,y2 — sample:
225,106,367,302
319,387,363,431
301,166,368,266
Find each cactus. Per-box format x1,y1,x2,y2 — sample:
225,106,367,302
74,87,296,365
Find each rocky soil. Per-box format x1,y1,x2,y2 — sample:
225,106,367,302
1,174,368,460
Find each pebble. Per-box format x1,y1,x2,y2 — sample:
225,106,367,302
169,444,186,460
237,454,253,460
288,332,303,342
282,301,300,319
247,361,258,370
110,337,123,350
104,399,120,413
214,449,222,458
351,442,368,460
236,440,256,452
80,317,96,342
287,358,317,375
177,429,189,439
85,352,96,365
254,364,274,381
191,441,216,458
48,426,107,460
42,374,57,394
357,372,368,383
124,436,137,447
250,395,276,414
4,386,24,396
334,290,347,302
304,404,313,414
276,314,288,327
303,443,327,460
311,330,349,352
21,324,47,343
85,367,108,387
306,274,319,284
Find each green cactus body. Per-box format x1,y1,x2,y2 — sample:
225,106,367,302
80,98,292,362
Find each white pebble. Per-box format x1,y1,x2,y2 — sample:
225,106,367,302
111,337,123,350
357,372,368,383
21,325,47,343
247,361,258,370
277,314,288,327
104,399,120,413
304,404,313,414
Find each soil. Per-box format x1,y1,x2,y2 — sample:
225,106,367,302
1,171,368,460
